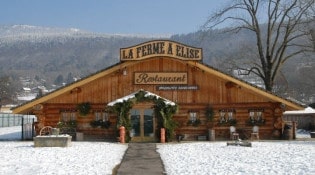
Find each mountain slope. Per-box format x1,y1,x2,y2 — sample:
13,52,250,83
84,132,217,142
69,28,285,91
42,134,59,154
0,25,314,105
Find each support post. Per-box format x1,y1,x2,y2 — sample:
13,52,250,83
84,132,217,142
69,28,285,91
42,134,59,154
160,128,165,143
119,126,125,143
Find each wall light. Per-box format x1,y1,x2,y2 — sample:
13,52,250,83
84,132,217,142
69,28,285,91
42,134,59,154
123,67,127,76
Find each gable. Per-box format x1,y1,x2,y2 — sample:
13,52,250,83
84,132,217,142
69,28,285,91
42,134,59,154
12,41,304,114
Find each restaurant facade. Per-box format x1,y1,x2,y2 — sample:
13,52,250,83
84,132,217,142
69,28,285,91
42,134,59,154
13,40,303,142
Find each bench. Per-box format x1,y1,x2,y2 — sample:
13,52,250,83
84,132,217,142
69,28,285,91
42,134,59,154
227,140,252,147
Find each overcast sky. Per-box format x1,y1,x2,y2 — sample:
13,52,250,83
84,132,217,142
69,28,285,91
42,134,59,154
0,0,230,35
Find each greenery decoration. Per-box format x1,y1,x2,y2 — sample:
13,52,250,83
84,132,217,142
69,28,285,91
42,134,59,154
57,120,77,128
153,98,178,141
218,118,237,126
247,118,265,126
77,102,91,116
90,120,111,129
108,90,178,142
187,118,201,127
111,99,133,142
205,106,214,121
228,119,237,126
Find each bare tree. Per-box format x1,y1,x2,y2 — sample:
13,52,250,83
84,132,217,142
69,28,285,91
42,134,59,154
0,76,15,105
204,0,314,91
310,17,315,50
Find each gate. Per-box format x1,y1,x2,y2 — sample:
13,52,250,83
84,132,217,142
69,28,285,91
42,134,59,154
21,115,36,140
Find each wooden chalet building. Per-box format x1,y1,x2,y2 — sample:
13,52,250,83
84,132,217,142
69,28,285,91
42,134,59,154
13,40,304,142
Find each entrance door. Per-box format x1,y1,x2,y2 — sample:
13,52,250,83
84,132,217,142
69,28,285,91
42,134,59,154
130,108,155,142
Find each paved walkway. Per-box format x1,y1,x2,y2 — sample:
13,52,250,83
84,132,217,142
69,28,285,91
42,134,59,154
116,143,166,175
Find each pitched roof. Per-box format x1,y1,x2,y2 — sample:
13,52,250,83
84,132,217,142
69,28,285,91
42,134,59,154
195,61,305,110
284,107,315,115
12,58,304,114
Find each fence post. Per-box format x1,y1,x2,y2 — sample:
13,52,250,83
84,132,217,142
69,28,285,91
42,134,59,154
7,114,9,127
32,118,35,139
21,117,24,140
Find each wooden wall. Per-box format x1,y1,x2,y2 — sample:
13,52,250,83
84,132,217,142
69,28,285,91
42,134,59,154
35,57,290,140
174,102,283,140
47,58,271,105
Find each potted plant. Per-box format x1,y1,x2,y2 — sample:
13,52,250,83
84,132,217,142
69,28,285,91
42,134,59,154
57,120,77,129
218,118,237,126
205,106,215,128
90,120,111,129
247,117,266,126
187,118,201,127
205,106,214,122
228,118,237,126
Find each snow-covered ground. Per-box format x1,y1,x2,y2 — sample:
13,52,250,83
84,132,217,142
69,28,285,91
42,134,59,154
0,126,314,175
157,141,315,175
0,126,127,175
157,129,315,175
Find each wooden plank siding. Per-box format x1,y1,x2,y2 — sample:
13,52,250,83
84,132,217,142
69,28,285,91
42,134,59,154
173,102,282,140
13,54,303,141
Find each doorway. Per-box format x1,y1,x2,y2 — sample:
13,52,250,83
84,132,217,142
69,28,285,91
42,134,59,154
130,108,155,142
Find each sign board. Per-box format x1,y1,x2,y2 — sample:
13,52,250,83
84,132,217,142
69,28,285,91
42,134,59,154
121,40,202,61
156,85,199,91
134,72,187,85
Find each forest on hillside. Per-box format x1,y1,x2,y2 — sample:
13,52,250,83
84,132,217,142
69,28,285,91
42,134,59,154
0,25,314,105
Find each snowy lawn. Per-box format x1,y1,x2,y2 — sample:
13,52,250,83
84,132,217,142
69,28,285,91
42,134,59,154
157,130,315,175
1,126,314,175
0,141,127,175
0,126,127,175
157,141,315,175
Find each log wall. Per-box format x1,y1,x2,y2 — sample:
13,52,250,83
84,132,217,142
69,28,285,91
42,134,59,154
34,57,291,140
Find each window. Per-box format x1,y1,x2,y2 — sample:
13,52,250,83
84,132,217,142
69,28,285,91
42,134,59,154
218,109,236,125
188,111,200,127
248,109,265,125
189,111,197,122
94,110,109,121
60,109,77,122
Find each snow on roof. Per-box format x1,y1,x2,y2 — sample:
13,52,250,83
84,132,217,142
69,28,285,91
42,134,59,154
23,87,31,91
284,107,315,115
107,89,176,106
17,94,36,101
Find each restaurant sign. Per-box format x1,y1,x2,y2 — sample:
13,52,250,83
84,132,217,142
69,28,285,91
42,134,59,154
134,72,187,85
121,40,202,61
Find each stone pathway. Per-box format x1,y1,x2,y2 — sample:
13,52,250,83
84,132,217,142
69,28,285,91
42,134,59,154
116,143,166,175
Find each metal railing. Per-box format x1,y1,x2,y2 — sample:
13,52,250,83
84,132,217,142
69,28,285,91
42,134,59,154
0,114,36,127
0,114,37,140
0,114,22,127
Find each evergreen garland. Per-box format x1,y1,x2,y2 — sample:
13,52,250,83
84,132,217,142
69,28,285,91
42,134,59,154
77,102,91,116
109,90,178,142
